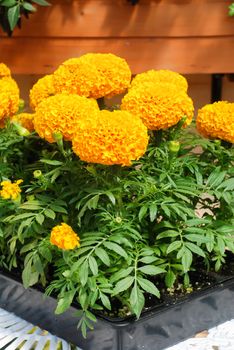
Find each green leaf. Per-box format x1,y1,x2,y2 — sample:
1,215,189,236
138,265,165,275
79,261,89,286
33,254,44,273
55,290,75,314
7,4,20,30
40,159,63,166
22,260,39,288
11,213,35,221
149,203,157,222
44,208,56,220
32,0,50,5
138,277,160,298
113,276,134,294
166,241,182,254
207,168,226,188
229,3,234,16
105,191,115,205
217,177,234,191
139,256,158,264
185,242,205,257
139,205,148,222
95,247,110,266
165,270,176,288
1,0,17,6
103,241,128,259
89,256,98,276
185,234,211,244
157,230,179,239
130,284,145,319
100,292,111,310
181,248,193,272
36,213,44,225
110,267,134,283
23,2,36,11
39,246,52,262
50,204,67,214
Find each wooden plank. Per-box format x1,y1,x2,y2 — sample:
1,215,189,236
1,36,234,74
4,0,234,38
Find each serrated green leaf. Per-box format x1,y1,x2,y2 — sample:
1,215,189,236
166,241,182,254
44,208,56,219
89,256,98,276
36,213,44,225
138,277,160,298
165,270,176,288
185,242,205,257
113,276,134,294
181,248,193,272
55,290,75,314
79,260,89,286
95,247,110,266
110,267,134,283
138,265,165,275
103,241,128,259
139,256,158,264
149,203,157,222
100,292,111,310
139,205,148,222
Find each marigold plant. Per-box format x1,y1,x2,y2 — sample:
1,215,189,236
197,101,234,143
30,75,55,111
72,110,149,166
130,69,188,92
33,94,99,143
121,82,194,130
53,53,131,99
50,223,80,250
0,179,23,200
0,77,20,125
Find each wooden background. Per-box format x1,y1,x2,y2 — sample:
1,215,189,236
1,0,234,75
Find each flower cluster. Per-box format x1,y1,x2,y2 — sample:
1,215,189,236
0,77,20,126
12,112,35,132
53,53,131,99
30,75,55,111
72,110,149,166
130,69,188,92
33,94,99,143
121,83,194,130
0,179,23,200
0,63,11,78
196,101,234,143
50,223,80,250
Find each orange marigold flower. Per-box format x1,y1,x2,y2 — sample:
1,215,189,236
30,75,55,111
130,69,188,92
53,53,131,99
196,101,234,143
0,179,23,200
50,223,80,250
12,113,35,132
0,77,20,124
33,94,99,143
0,63,11,78
72,110,149,166
121,83,194,130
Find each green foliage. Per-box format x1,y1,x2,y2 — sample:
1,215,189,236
0,121,234,338
0,0,50,34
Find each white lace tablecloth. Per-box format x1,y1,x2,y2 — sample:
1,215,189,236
0,306,234,350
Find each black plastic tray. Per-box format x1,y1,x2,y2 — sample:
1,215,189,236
1,271,234,350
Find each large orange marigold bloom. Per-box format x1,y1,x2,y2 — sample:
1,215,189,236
130,69,188,92
0,179,23,200
30,75,55,111
53,53,131,99
12,113,35,132
0,63,11,78
72,110,149,166
33,94,99,143
121,83,194,130
196,101,234,143
50,223,80,250
0,77,20,125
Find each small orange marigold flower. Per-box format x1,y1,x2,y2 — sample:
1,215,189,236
130,69,188,92
0,63,11,79
53,53,131,99
11,113,35,132
0,179,23,200
121,82,194,130
196,101,234,143
33,93,99,143
50,223,80,250
72,110,149,166
0,77,20,125
30,75,55,111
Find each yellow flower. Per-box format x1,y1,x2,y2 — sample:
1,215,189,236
0,77,20,125
53,53,131,99
130,69,188,92
30,75,55,111
121,83,194,130
11,113,35,132
33,94,99,143
196,101,234,143
0,63,11,78
72,110,149,166
0,179,23,200
50,223,80,250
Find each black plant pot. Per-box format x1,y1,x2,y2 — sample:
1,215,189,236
1,271,234,350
